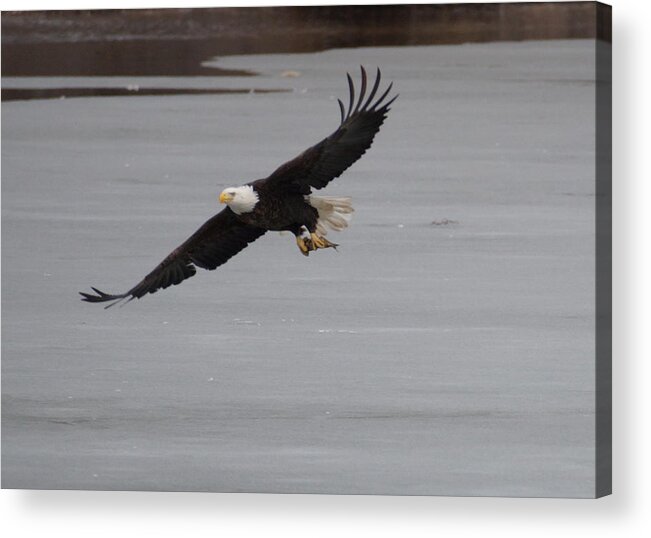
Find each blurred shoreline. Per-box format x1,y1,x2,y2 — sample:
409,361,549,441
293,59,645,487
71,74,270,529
2,3,610,77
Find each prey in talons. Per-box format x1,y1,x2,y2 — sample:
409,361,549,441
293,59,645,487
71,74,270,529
295,226,338,256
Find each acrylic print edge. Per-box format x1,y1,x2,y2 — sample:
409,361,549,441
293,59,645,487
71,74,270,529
595,0,612,499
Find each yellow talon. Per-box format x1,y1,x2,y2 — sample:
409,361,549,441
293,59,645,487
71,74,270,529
296,235,310,256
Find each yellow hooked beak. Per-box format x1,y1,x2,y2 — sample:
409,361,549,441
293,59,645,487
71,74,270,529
219,192,233,204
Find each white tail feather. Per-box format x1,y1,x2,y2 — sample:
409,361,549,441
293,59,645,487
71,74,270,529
307,195,354,236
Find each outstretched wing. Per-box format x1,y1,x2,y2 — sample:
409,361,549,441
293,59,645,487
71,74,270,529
262,66,398,194
80,208,266,308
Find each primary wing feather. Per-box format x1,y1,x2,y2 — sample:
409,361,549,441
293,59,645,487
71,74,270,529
264,66,397,194
80,208,266,308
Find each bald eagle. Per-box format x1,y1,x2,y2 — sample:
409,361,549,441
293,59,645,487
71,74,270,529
80,66,397,307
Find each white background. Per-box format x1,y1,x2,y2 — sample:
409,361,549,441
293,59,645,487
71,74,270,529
0,0,648,536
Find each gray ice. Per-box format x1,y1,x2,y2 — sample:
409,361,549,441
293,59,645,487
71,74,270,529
2,40,597,496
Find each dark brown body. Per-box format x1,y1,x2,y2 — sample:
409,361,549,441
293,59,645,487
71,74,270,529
239,180,319,235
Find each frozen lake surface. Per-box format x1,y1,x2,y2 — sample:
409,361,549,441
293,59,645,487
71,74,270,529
2,40,596,496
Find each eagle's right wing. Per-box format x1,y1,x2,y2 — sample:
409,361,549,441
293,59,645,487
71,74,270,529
262,66,397,195
80,207,266,308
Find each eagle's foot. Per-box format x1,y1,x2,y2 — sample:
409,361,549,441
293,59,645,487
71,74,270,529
296,227,311,256
310,232,338,251
296,236,310,256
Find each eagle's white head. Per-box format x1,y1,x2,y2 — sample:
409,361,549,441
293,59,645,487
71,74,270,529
219,185,259,215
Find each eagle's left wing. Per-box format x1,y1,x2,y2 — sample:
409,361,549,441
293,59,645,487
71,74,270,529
80,207,266,308
262,66,397,194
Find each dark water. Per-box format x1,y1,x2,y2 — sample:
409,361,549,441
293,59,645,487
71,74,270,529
2,3,608,78
1,86,287,102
